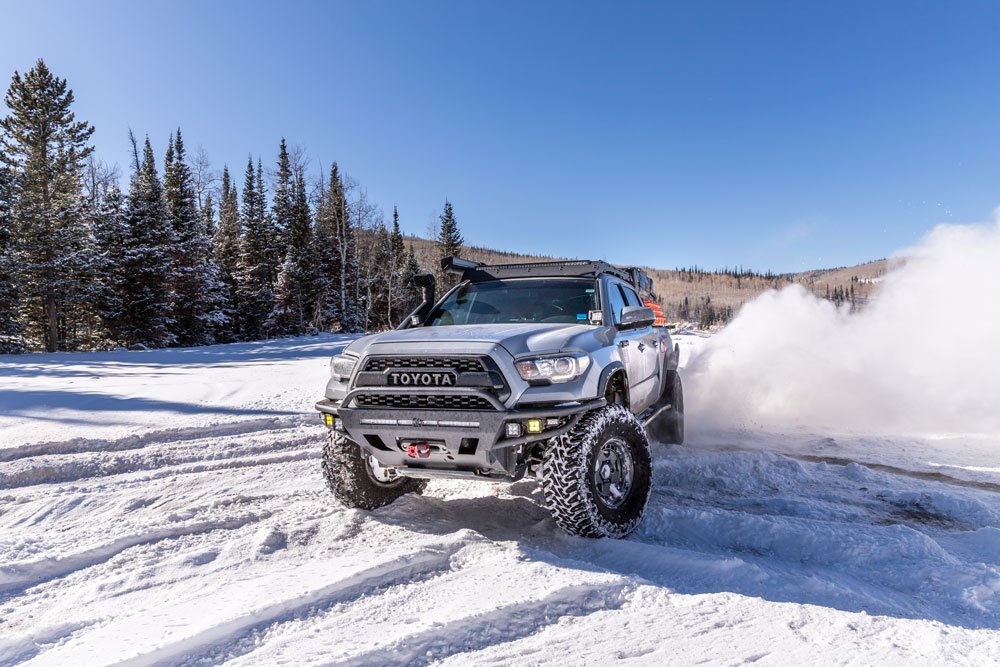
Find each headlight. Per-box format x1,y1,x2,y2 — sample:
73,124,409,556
514,354,591,383
330,354,358,381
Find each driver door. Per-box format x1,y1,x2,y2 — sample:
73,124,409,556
609,282,656,412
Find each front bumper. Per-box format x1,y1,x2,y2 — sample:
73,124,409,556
316,390,605,479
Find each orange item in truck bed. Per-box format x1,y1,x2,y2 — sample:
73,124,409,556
643,298,668,327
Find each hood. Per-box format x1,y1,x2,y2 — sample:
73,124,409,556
345,323,609,358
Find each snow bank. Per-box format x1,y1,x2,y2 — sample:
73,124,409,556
686,213,1000,436
0,334,355,448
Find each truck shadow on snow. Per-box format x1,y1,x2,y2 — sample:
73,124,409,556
0,389,297,424
371,446,1000,631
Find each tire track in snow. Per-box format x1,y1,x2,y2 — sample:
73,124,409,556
27,540,470,667
340,581,632,667
681,441,1000,494
0,619,96,666
794,453,1000,494
0,509,271,597
179,546,468,667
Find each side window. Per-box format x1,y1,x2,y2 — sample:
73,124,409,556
607,282,627,324
621,286,642,308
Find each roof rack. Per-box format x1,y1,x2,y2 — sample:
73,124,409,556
441,256,656,298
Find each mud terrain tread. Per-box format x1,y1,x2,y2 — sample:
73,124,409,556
662,370,684,445
542,404,652,538
322,432,426,510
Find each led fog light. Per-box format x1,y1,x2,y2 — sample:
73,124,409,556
526,419,542,434
506,422,522,438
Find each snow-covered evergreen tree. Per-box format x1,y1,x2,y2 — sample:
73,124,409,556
1,59,95,351
163,129,224,346
310,169,340,331
90,184,128,344
236,157,275,339
269,170,316,334
271,139,293,254
202,191,216,239
213,165,241,341
119,137,173,347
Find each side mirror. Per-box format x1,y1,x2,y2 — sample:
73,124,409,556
618,306,656,329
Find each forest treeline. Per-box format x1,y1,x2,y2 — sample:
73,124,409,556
0,60,465,353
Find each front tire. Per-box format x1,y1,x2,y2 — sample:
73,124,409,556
321,431,426,510
542,404,652,538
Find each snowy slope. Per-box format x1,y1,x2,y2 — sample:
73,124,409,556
1,333,999,666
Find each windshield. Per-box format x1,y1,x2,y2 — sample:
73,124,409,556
428,278,600,326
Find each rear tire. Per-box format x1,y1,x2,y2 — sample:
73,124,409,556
661,371,684,445
321,431,426,510
542,404,652,538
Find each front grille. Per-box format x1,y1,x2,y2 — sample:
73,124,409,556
355,393,496,411
362,356,486,374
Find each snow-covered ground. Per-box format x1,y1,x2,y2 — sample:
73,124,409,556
1,332,999,665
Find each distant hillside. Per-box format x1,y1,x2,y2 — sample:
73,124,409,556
402,235,890,326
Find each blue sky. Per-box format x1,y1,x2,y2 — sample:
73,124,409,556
3,1,1000,272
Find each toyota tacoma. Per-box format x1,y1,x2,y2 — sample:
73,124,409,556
316,258,683,538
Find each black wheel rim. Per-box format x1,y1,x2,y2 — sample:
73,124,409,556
592,437,634,509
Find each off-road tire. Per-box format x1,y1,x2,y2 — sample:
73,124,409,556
321,431,426,510
542,404,652,538
661,370,684,445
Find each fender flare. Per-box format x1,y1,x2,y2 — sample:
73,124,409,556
597,361,627,401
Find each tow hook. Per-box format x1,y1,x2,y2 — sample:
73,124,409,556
406,442,432,458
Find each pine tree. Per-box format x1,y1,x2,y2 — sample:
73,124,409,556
119,136,173,347
311,168,341,331
0,158,24,353
163,129,223,346
271,138,293,252
236,156,274,339
202,190,216,239
1,59,95,351
269,169,316,334
386,206,407,326
90,184,128,344
390,206,406,264
213,165,241,341
435,199,463,291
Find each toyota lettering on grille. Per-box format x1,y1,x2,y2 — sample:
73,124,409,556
386,370,458,387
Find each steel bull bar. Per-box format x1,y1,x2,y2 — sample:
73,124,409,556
316,391,607,480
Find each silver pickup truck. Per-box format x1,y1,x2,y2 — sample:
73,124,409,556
316,258,683,538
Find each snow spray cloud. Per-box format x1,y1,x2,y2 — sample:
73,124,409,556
686,213,1000,436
